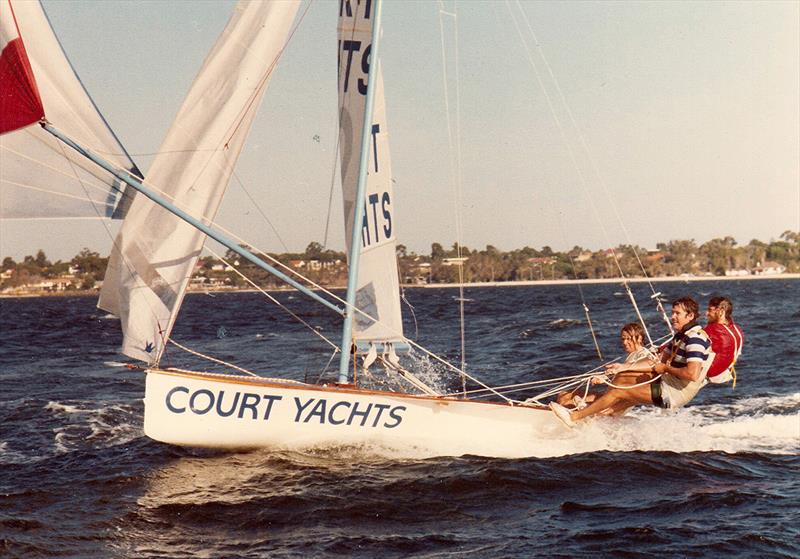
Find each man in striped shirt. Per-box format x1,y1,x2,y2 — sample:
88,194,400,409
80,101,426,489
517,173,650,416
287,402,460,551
550,296,712,427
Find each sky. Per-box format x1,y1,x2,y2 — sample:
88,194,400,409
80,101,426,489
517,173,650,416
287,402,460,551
1,0,798,261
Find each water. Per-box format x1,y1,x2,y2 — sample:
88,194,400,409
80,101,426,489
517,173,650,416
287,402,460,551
1,279,798,557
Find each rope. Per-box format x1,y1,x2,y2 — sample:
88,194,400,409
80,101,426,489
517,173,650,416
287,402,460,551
314,350,340,384
602,374,661,390
168,338,259,377
624,282,655,348
206,246,340,352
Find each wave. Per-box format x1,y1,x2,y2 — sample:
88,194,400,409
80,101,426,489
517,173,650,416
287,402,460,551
45,400,142,455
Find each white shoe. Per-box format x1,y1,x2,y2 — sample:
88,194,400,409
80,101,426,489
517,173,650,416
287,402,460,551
571,396,587,410
549,402,576,428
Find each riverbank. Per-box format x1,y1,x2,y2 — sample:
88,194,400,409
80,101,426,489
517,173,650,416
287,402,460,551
1,273,797,299
416,273,800,289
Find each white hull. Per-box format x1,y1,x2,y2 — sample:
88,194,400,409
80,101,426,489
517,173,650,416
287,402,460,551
143,368,560,458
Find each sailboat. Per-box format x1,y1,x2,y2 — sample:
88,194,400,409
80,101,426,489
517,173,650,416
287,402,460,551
3,0,683,457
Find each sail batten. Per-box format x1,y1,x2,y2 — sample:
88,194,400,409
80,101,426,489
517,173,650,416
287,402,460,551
99,0,300,365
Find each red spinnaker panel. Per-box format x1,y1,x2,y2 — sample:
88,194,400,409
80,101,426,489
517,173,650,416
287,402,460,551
0,35,44,134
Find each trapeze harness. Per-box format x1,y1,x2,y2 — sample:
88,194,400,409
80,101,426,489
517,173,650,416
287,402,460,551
706,323,743,388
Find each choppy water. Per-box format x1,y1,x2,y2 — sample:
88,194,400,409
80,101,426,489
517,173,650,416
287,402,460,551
1,279,798,557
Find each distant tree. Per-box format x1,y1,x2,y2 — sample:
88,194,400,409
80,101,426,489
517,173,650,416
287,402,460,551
431,242,445,260
34,249,50,268
71,248,105,278
304,241,324,259
1,256,15,271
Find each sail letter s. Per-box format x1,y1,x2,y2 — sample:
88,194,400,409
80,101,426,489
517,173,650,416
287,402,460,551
358,44,371,95
381,192,392,238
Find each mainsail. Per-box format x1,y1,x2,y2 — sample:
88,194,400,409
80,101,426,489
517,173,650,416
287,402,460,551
0,0,138,219
98,0,300,364
337,1,404,345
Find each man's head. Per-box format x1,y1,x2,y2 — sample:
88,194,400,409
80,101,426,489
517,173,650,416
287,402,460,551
671,296,698,331
706,296,733,324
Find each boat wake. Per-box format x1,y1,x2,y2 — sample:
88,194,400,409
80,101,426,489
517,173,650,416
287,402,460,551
548,392,800,458
226,392,800,461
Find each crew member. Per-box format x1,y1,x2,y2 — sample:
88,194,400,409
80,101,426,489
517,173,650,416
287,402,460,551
704,296,744,385
550,296,711,427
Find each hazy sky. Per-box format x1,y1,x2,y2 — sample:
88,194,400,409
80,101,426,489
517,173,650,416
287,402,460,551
1,0,798,261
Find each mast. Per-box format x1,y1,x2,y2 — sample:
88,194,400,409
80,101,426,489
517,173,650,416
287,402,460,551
42,122,344,318
337,0,384,384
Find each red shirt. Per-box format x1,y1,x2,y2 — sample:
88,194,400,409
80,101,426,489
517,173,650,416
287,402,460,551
704,322,744,377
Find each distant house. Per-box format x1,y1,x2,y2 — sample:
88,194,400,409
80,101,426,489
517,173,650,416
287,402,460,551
442,257,469,266
575,251,593,262
404,260,431,284
527,257,556,265
724,269,750,277
31,279,73,291
754,261,786,275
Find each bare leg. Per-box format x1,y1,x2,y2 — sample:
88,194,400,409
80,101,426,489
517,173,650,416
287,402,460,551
602,401,635,416
570,383,654,422
595,372,654,416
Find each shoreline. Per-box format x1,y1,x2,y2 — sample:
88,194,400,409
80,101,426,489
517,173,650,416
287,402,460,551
414,273,800,289
1,273,797,299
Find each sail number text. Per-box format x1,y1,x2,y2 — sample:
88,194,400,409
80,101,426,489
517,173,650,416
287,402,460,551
361,189,392,247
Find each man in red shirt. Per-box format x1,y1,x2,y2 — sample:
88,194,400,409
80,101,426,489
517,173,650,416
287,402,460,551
704,296,744,386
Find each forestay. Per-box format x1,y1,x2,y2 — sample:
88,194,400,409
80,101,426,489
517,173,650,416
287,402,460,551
99,0,300,364
0,0,138,219
337,0,404,346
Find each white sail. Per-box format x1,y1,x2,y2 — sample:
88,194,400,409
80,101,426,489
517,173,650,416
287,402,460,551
0,0,138,219
337,1,404,345
98,0,299,364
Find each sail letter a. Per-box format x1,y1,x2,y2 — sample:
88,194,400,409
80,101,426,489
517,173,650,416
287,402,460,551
99,0,300,364
0,0,44,134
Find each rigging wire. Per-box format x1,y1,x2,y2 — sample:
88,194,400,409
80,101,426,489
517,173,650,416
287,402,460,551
438,1,468,396
168,338,259,377
508,0,670,338
49,127,172,366
229,168,289,252
206,246,340,352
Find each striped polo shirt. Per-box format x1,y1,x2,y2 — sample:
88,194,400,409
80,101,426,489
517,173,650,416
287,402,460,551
668,324,711,368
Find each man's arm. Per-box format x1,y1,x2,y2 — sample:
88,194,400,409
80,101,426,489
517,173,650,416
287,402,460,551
654,360,702,382
605,358,657,376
